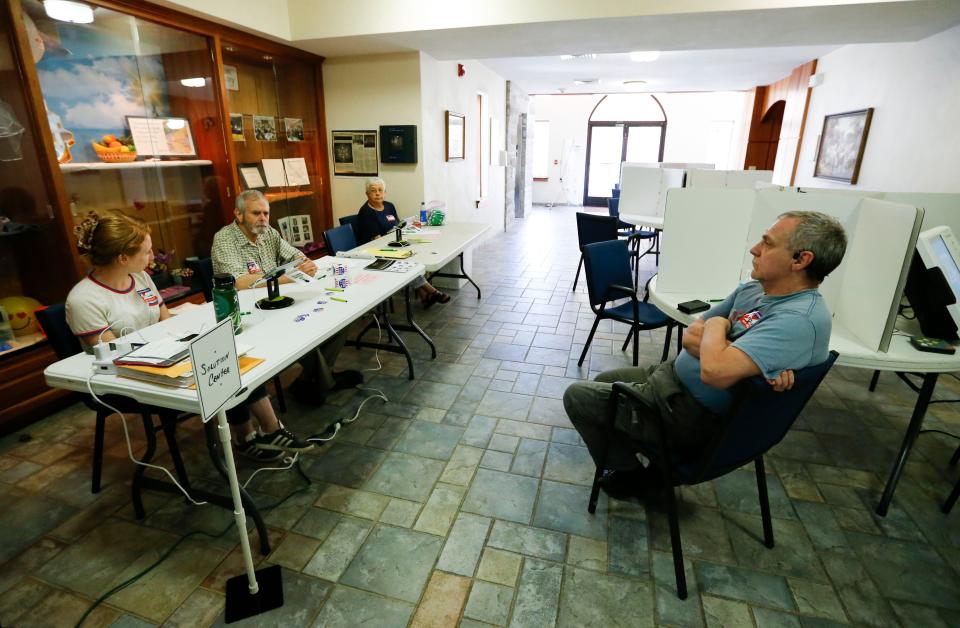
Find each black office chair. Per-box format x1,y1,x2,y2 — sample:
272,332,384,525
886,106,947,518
324,223,358,255
573,212,621,293
578,239,677,367
588,351,839,598
339,215,359,229
35,304,188,494
190,257,287,412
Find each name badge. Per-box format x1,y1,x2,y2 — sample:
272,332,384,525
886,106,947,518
137,287,160,307
386,214,396,222
737,310,762,329
246,260,262,273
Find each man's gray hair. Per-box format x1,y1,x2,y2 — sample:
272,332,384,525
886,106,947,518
779,211,847,282
365,177,385,193
236,189,268,213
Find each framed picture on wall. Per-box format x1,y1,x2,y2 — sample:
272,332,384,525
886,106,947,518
445,111,465,161
814,108,874,184
380,125,417,163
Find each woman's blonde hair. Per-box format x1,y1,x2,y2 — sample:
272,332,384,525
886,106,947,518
74,210,151,267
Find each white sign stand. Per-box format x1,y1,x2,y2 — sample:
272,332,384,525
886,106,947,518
189,318,283,622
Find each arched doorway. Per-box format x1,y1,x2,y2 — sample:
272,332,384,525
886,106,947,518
745,100,784,171
583,94,666,206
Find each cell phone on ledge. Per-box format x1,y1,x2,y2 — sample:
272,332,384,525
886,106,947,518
677,300,710,315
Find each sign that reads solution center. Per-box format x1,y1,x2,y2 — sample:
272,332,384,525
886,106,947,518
189,318,243,421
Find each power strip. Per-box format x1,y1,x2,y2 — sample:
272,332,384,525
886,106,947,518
91,337,134,375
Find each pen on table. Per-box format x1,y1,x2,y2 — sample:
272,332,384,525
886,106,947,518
709,299,724,302
330,297,348,303
327,287,344,292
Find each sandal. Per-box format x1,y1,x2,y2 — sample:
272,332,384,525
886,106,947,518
424,290,451,308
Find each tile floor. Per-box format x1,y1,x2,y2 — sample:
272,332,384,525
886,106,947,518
2,206,960,627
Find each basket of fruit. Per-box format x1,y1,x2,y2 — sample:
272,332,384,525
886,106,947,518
92,134,137,163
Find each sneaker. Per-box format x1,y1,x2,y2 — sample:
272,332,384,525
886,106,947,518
254,426,314,453
332,370,363,391
235,439,285,463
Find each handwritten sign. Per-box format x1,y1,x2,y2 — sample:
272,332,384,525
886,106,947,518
189,318,242,421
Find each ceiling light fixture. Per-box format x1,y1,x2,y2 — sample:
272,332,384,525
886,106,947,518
622,80,648,85
180,77,206,88
561,53,597,61
43,0,94,24
573,79,598,85
629,50,660,63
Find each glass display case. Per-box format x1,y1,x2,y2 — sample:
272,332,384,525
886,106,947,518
24,0,229,299
222,42,327,255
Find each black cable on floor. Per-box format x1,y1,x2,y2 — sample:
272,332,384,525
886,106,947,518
919,428,960,441
74,481,312,627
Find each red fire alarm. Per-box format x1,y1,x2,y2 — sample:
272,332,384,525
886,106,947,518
457,63,465,77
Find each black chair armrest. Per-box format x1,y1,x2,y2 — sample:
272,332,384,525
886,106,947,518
605,284,637,301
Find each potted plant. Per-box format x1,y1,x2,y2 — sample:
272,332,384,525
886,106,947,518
147,249,174,288
170,266,194,286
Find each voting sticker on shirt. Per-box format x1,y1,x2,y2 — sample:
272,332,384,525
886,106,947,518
386,214,397,222
729,310,762,338
246,260,263,274
137,287,160,307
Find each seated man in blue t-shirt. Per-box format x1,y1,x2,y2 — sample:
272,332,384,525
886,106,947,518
563,210,847,499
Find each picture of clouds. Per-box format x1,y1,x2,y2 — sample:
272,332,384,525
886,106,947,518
36,55,171,162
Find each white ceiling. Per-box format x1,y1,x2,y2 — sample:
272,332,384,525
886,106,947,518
289,2,960,94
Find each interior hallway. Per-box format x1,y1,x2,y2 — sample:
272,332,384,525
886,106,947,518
1,206,959,626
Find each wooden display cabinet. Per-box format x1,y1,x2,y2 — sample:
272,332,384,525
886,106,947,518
0,0,332,434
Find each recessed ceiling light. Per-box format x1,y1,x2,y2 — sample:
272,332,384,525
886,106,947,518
43,0,94,23
561,53,597,61
622,80,647,85
629,51,660,63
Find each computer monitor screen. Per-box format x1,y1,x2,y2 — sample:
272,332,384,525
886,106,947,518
904,226,960,340
929,234,960,299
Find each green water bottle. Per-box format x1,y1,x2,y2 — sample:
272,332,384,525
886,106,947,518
212,273,242,334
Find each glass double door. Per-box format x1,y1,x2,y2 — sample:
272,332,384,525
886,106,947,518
583,122,664,206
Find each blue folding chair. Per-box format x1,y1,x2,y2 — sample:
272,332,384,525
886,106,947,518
572,212,621,293
588,351,839,598
324,223,358,255
339,214,359,229
578,239,677,367
608,197,660,275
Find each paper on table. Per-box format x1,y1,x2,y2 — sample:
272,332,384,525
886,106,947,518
261,159,288,187
282,158,310,185
240,167,265,188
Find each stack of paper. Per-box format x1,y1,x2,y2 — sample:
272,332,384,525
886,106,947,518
118,356,264,389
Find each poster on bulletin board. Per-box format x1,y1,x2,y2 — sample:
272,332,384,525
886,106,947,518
332,130,378,176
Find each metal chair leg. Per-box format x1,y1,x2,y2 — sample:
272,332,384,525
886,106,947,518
661,323,673,363
578,314,602,367
572,255,583,292
92,410,106,494
677,325,684,355
621,328,633,352
665,486,688,599
632,324,639,366
944,445,960,514
273,376,287,413
756,456,775,548
868,370,881,392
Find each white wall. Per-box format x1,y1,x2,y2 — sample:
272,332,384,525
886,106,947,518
419,53,507,232
322,53,424,222
530,92,753,205
794,24,960,193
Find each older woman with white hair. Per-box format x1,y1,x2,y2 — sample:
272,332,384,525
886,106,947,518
355,177,450,307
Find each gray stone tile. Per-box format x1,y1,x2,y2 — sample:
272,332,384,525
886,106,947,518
366,417,410,450
423,363,477,386
464,580,514,625
303,442,387,488
476,390,534,420
437,513,492,576
394,420,465,460
311,585,413,627
496,419,552,441
462,468,539,524
512,372,541,395
340,525,443,603
487,520,566,562
550,427,584,446
293,507,341,541
488,433,520,453
462,415,498,448
713,468,797,520
608,515,650,577
510,557,563,628
510,439,549,477
302,516,373,581
542,442,595,486
535,375,579,399
364,452,445,502
533,480,607,540
557,566,654,627
484,343,530,362
527,397,572,428
753,608,802,628
725,512,827,581
403,380,464,410
480,449,514,472
695,562,795,611
525,347,569,367
461,376,493,402
651,552,703,627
